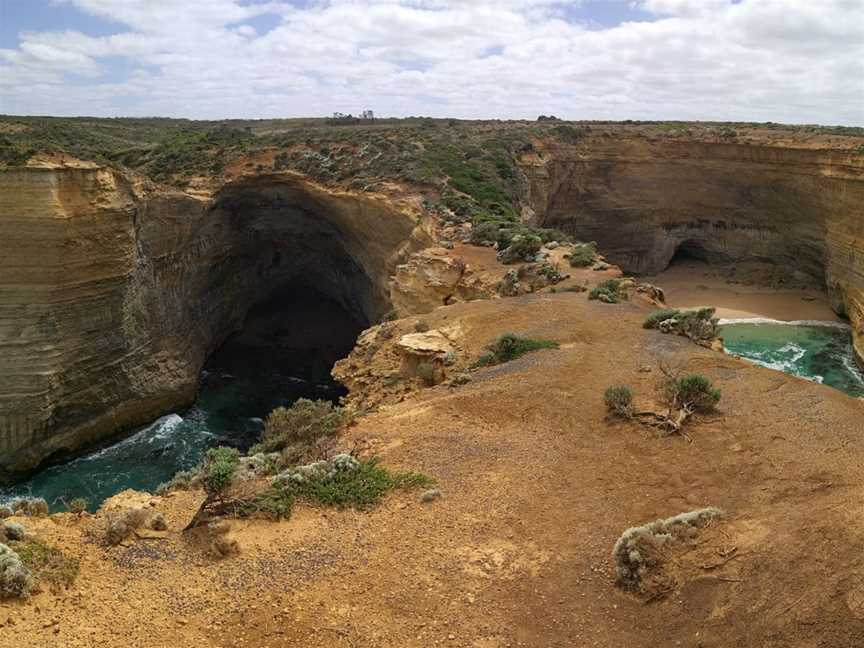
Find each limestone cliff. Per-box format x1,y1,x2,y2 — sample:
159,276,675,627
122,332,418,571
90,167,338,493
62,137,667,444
521,139,864,363
0,165,430,481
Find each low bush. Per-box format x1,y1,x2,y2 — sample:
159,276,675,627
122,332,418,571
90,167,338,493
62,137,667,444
473,333,559,368
12,538,79,591
0,506,12,519
104,507,152,546
588,279,625,303
66,498,89,515
642,308,682,329
604,386,634,418
155,469,197,495
248,456,431,521
613,508,723,590
0,543,33,599
568,242,597,267
1,522,26,542
201,447,241,495
149,513,168,531
10,497,49,517
644,307,718,343
497,233,542,264
253,399,346,454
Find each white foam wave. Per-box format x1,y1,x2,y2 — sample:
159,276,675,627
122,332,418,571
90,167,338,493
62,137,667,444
77,414,184,461
718,317,851,329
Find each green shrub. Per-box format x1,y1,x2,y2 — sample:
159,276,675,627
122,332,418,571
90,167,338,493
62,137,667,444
469,221,501,245
643,308,682,329
253,399,345,454
294,458,430,510
568,242,597,267
66,498,89,515
588,278,624,303
672,374,721,411
604,386,634,418
250,457,430,520
473,333,558,368
12,538,79,590
498,233,542,264
201,447,241,495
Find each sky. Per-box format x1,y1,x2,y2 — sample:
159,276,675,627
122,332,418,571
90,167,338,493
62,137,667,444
0,0,862,124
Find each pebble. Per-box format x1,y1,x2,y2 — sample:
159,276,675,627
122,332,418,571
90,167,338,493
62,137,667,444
420,489,442,503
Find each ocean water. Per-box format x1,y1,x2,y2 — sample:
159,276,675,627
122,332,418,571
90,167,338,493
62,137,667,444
0,347,345,513
720,320,864,397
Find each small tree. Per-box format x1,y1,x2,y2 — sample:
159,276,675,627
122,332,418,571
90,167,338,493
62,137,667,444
185,447,240,530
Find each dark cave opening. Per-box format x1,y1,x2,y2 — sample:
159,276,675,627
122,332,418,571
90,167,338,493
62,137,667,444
667,239,712,267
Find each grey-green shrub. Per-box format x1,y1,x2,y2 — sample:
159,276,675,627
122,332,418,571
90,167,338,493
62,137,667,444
254,399,345,454
604,385,634,418
568,241,597,267
613,508,723,588
0,543,33,598
11,497,49,517
588,278,624,303
67,498,89,515
104,507,152,546
472,333,558,368
642,308,682,329
671,374,721,411
2,522,26,542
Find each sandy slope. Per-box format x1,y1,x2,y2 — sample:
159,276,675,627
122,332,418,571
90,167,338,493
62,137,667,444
3,289,864,648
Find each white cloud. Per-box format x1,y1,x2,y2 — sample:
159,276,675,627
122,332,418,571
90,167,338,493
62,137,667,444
0,0,862,124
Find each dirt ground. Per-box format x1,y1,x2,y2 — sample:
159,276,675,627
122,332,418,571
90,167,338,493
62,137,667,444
3,277,864,648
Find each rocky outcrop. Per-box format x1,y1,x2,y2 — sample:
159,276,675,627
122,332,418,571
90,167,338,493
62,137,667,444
389,248,491,315
0,165,430,482
521,139,864,363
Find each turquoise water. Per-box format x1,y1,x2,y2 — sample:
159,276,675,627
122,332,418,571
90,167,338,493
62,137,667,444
720,320,864,397
0,337,347,513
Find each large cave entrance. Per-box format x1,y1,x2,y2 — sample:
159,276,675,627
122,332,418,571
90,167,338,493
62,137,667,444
188,175,414,452
0,174,427,508
198,281,366,451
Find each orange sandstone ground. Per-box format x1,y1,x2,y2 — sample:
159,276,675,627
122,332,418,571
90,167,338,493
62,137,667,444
3,274,864,648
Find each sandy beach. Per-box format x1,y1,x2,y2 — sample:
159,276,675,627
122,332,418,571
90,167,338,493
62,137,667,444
646,260,841,322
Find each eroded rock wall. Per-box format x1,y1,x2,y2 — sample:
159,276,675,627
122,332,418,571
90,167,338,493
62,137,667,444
521,139,864,362
0,167,429,481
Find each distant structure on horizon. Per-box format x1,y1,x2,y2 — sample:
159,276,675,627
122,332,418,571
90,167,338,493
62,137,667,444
330,110,375,124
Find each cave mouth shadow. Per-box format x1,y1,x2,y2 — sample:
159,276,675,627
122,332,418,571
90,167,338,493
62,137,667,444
666,239,713,270
198,281,367,448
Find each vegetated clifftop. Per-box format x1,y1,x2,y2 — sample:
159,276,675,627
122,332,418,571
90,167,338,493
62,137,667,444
520,138,864,363
0,117,863,481
0,162,430,482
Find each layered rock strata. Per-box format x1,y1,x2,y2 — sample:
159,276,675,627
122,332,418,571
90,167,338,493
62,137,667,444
521,139,864,363
0,166,429,481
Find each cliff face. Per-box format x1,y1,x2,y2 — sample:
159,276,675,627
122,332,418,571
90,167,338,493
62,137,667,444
0,166,429,482
521,139,864,362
